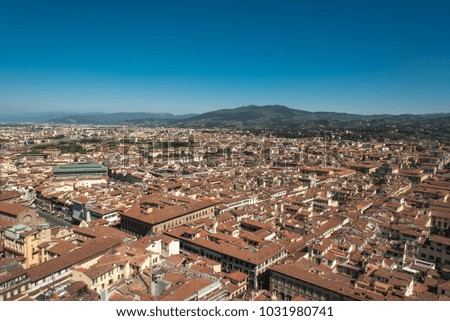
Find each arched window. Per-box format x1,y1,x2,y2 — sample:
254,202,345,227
23,215,32,224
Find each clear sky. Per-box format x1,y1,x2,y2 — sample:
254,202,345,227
0,0,449,115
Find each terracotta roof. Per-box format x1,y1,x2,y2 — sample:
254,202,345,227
81,263,116,280
165,254,186,267
270,259,383,301
0,217,13,229
227,271,248,282
160,278,214,301
0,191,21,201
166,227,286,265
47,241,78,256
27,236,122,283
122,200,216,226
430,235,450,247
0,202,29,216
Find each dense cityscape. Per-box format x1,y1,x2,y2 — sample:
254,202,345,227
0,123,449,301
1,3,449,320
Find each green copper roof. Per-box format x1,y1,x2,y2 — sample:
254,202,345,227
53,163,108,173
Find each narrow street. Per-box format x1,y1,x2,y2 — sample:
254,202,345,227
37,209,73,227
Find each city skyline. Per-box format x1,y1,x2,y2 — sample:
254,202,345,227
1,0,450,115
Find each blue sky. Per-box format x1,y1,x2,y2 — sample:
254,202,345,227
0,0,449,115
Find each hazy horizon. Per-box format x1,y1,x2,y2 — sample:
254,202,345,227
2,104,450,117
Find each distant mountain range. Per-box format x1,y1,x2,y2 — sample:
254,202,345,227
1,105,449,129
172,105,450,129
0,112,79,123
179,105,381,126
0,112,196,124
48,112,197,125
